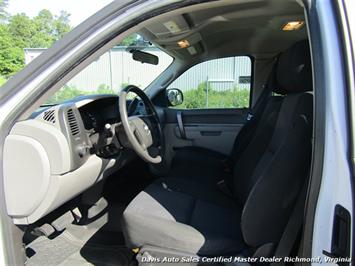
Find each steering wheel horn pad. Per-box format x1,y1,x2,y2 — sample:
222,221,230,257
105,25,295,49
119,86,162,164
128,117,153,150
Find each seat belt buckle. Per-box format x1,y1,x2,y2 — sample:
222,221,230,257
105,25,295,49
220,159,231,173
246,113,254,121
217,179,233,197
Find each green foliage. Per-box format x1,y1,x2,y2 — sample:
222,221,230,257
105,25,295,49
180,82,207,109
45,83,132,104
46,85,83,104
0,2,144,79
7,9,72,49
0,75,7,86
176,82,250,109
30,9,72,47
119,33,138,46
53,11,71,40
0,24,24,75
120,82,130,89
118,33,152,48
97,84,115,94
0,7,73,77
8,13,35,48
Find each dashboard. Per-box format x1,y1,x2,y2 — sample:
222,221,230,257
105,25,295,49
3,94,142,225
79,97,120,131
77,95,146,158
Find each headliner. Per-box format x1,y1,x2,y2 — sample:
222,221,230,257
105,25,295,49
138,0,307,61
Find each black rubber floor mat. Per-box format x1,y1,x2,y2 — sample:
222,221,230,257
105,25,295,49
26,233,133,266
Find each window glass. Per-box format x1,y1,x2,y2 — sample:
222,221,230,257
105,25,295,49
45,34,173,104
169,56,252,109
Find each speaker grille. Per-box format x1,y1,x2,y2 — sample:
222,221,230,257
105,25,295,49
43,110,56,124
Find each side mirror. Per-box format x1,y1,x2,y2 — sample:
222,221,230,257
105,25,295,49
166,88,184,106
132,50,159,65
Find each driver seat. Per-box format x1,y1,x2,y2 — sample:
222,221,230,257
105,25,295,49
121,40,313,256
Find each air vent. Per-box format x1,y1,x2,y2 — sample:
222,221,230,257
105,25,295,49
43,110,56,124
67,109,80,136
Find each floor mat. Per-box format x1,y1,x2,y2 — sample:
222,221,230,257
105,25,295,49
59,244,132,266
26,232,133,266
25,159,152,266
26,211,134,266
103,158,155,205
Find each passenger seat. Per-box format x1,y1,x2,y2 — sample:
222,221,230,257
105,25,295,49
121,40,313,257
167,57,283,190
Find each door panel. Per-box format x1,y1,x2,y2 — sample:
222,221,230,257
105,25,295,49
153,55,252,173
165,108,247,124
182,124,242,154
163,108,248,155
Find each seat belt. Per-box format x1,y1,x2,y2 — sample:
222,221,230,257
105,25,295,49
217,57,280,197
270,180,309,266
225,56,280,170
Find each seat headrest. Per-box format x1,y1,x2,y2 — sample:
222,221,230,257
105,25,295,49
275,40,312,94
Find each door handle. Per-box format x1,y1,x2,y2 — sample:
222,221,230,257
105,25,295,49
176,111,186,139
322,204,351,265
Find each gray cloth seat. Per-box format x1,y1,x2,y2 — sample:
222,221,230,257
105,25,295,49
122,40,313,256
160,94,285,202
168,53,285,188
168,93,283,190
121,183,245,256
154,176,237,208
168,147,227,186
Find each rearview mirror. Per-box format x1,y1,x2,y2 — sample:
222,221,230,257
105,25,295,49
132,50,159,65
166,88,184,106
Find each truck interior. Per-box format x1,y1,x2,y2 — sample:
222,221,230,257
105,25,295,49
2,0,316,265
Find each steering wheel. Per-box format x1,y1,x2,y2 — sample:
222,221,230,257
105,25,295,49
119,85,163,164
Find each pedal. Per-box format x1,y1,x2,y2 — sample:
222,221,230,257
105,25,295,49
87,197,108,219
51,211,74,231
71,207,82,222
32,223,55,237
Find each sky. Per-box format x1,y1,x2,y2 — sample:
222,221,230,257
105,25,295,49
7,0,114,27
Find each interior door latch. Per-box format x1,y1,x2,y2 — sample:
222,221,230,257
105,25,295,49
322,204,351,266
176,111,186,139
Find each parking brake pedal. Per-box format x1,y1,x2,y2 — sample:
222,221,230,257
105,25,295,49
51,211,75,232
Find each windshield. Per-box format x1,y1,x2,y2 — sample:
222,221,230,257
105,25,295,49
44,34,173,104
